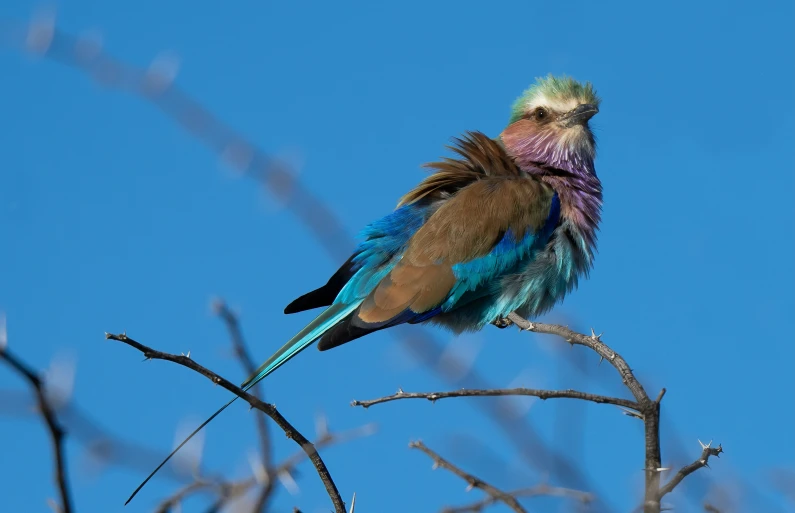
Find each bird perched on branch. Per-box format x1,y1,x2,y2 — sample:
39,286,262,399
129,75,602,502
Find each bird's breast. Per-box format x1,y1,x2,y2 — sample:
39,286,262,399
501,219,595,318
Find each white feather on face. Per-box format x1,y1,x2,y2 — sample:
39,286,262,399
523,93,583,116
535,90,598,161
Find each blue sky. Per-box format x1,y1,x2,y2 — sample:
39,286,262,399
1,1,793,512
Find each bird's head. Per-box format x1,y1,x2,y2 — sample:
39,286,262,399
501,75,600,173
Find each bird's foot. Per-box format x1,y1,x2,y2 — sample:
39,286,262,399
492,316,514,329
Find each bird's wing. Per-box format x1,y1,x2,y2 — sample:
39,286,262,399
283,131,524,316
318,173,559,350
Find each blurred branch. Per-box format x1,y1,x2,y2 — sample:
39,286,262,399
153,419,374,513
0,346,74,513
352,387,639,411
154,480,214,513
443,482,593,513
658,440,723,498
770,468,795,505
105,331,346,513
410,440,526,513
212,298,274,511
1,388,218,484
5,14,351,262
274,421,377,474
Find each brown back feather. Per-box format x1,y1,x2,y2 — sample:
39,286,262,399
397,131,521,207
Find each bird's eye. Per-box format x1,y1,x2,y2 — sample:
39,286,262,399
534,107,548,121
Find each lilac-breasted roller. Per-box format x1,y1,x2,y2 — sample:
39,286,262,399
129,75,602,502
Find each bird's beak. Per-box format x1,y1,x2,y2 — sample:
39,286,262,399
559,103,599,127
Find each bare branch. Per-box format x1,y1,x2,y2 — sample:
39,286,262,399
410,440,527,513
507,313,667,511
352,387,639,411
506,314,650,404
659,440,724,498
104,332,346,513
0,346,74,513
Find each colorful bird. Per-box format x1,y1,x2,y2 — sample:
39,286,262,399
128,75,602,502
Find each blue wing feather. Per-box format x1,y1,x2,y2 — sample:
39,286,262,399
337,202,431,303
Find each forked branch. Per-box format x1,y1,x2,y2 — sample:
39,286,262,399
658,440,724,498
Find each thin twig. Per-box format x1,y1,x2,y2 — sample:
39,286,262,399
105,332,346,513
0,347,74,513
659,440,723,498
410,440,527,513
352,387,639,410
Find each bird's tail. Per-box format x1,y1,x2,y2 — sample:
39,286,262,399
125,302,361,505
240,302,361,389
125,395,238,504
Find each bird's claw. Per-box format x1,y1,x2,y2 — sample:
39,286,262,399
492,316,514,329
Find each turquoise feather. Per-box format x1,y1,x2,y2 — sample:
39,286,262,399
241,302,362,389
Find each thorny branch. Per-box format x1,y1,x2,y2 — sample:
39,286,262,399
505,315,651,407
105,331,347,513
352,387,639,411
410,440,527,513
506,313,669,512
658,440,724,498
0,346,74,513
357,313,721,513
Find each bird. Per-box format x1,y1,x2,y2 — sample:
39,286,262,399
126,74,602,503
